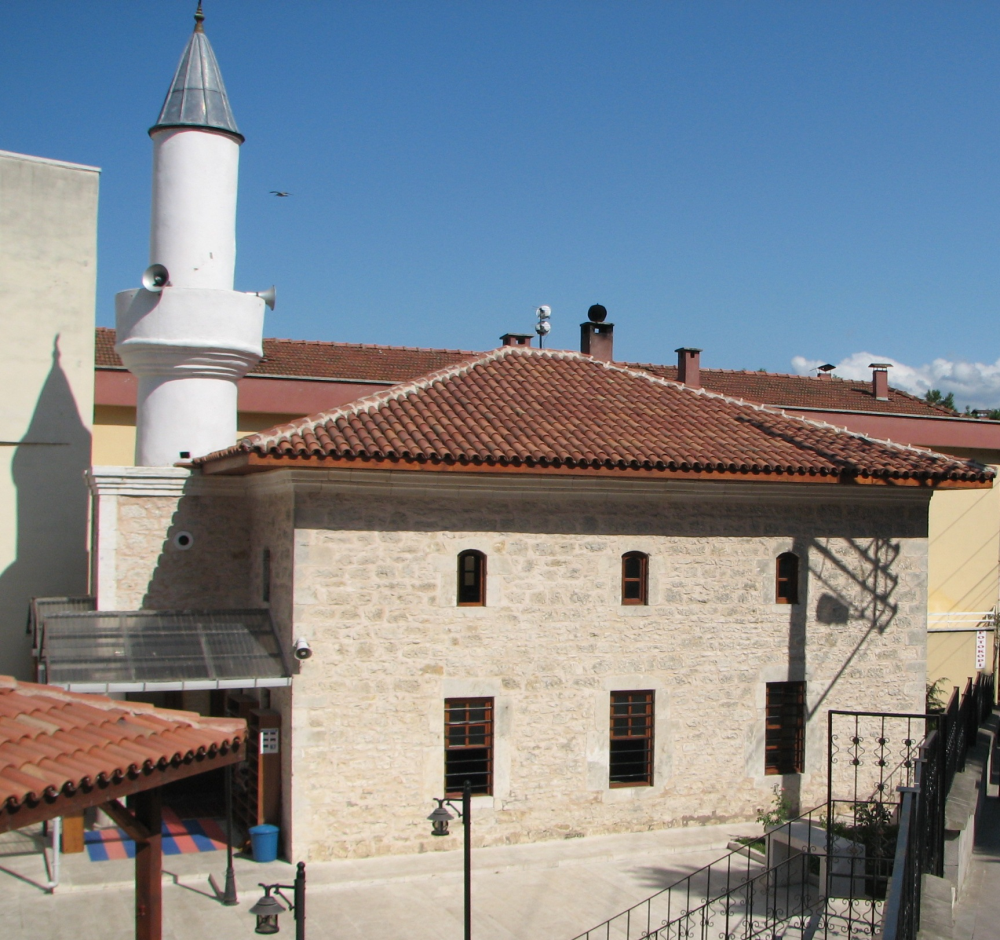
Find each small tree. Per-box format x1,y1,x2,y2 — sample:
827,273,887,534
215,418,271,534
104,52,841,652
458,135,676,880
925,389,956,411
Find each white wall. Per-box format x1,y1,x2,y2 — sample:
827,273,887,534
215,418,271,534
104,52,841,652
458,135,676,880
0,150,98,678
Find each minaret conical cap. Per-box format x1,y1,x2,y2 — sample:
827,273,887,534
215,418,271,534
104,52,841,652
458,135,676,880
149,3,244,142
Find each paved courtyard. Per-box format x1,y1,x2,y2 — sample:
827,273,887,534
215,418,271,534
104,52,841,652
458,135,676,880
0,820,758,940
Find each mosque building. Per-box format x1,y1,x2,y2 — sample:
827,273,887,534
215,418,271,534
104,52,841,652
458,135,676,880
24,8,994,861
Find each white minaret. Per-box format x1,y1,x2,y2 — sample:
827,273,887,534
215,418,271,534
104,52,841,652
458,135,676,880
115,4,268,467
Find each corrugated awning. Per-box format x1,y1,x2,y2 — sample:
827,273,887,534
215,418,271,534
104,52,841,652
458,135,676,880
38,608,292,693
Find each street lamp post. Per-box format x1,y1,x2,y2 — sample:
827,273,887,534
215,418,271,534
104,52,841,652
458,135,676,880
222,763,238,905
428,779,472,940
249,861,306,939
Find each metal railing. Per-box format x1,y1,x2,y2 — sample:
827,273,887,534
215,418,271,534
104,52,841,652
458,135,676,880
570,805,891,940
943,671,995,794
882,671,994,940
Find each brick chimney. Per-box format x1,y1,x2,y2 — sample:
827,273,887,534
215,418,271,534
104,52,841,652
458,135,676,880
500,333,533,347
676,348,702,388
817,364,835,381
580,304,614,361
869,363,891,401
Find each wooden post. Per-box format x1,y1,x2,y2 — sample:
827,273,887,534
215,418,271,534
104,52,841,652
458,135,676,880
133,788,162,940
61,811,85,854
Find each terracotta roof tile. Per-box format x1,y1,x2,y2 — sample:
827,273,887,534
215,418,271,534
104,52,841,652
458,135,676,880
0,676,244,822
96,327,477,384
628,362,957,417
96,328,956,417
198,347,991,485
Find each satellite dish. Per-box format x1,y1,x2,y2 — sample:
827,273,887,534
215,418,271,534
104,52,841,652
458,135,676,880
142,264,170,293
536,305,551,320
535,321,551,335
587,304,607,323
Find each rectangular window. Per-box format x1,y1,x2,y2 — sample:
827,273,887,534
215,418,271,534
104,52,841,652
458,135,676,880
765,681,806,775
445,698,493,796
609,691,654,786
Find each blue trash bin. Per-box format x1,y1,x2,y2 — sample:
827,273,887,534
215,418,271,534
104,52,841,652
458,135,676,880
248,824,280,863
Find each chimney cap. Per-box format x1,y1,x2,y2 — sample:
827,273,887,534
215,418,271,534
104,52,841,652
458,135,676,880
587,304,608,323
868,362,892,369
675,347,702,354
500,332,533,347
817,363,835,373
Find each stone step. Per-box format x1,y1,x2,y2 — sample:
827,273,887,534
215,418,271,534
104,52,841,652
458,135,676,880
916,873,953,940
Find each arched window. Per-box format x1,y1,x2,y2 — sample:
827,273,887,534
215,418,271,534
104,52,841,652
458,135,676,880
776,552,799,605
621,552,648,606
457,550,486,606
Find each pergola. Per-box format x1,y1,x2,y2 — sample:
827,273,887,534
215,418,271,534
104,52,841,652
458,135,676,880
0,675,246,940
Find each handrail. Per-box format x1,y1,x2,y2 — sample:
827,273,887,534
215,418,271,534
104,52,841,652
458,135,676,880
880,787,916,940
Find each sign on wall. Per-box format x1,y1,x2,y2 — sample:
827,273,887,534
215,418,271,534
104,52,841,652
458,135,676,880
260,728,280,755
976,631,988,670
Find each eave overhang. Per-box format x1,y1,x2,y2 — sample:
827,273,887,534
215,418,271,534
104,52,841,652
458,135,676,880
198,451,992,489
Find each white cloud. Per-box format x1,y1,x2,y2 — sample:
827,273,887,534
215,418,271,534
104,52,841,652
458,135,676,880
791,352,1000,410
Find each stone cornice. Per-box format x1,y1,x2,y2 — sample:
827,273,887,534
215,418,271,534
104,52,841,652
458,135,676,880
257,466,933,506
87,465,246,497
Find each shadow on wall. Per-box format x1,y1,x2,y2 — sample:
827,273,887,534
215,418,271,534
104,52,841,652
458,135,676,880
780,536,903,814
0,338,91,679
141,491,251,610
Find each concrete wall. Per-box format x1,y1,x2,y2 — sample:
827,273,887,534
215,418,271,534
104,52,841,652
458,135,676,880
928,478,1000,616
281,470,929,861
0,150,98,679
926,472,1000,691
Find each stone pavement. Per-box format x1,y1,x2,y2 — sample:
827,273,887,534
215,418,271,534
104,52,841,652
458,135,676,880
952,791,1000,940
0,819,758,940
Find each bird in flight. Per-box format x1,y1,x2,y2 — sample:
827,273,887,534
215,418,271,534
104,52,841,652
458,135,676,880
270,191,292,197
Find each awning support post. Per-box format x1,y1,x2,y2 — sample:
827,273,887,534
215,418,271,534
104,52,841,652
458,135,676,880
133,787,163,940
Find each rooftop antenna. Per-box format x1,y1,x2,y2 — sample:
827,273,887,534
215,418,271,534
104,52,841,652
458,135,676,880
535,305,551,348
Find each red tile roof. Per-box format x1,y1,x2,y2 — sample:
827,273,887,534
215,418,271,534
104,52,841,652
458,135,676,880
627,363,956,417
0,676,245,830
96,327,477,384
97,328,954,417
198,347,990,485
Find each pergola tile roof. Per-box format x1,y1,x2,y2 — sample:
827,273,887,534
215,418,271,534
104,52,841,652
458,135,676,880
0,676,244,827
198,347,991,485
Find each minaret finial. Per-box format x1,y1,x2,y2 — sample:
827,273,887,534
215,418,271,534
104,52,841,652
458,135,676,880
194,2,205,32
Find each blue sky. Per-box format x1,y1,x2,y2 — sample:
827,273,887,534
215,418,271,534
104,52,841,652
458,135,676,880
3,2,1000,402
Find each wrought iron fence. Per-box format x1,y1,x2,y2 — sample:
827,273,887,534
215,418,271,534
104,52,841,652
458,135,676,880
943,671,995,794
569,805,891,940
882,670,993,940
570,677,995,940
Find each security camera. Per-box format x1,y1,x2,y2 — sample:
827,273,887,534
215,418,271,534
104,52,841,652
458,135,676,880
293,637,313,661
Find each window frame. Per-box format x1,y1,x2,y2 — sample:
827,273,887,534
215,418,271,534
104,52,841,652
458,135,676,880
775,552,799,605
621,551,649,606
444,697,494,797
609,690,655,787
765,681,806,775
457,550,487,606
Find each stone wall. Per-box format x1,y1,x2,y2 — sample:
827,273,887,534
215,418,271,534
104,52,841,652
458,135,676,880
89,468,252,610
246,476,297,851
284,470,930,861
